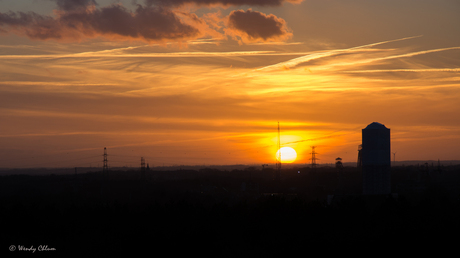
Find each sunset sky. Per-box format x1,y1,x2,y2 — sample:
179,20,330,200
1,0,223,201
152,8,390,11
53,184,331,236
1,0,459,168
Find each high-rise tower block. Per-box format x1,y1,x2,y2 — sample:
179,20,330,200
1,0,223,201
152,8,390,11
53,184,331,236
361,122,391,195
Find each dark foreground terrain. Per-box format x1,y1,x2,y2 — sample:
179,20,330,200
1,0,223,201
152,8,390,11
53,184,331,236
1,165,460,256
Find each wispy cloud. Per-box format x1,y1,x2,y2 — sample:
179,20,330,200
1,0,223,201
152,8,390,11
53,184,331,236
253,35,423,72
323,46,460,71
0,49,315,59
343,68,460,73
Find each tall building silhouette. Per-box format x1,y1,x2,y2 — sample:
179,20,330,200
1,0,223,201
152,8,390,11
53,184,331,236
361,122,391,195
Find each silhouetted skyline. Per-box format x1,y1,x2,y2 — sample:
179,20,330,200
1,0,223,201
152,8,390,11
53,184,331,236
2,163,460,255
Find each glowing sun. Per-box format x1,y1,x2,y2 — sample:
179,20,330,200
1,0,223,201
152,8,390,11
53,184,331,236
276,147,297,163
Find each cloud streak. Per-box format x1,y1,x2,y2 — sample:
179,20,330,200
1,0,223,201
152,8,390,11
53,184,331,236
332,46,460,70
343,68,460,73
254,35,423,72
0,50,311,59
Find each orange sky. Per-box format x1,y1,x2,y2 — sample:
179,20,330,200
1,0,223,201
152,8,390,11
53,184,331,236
1,0,459,168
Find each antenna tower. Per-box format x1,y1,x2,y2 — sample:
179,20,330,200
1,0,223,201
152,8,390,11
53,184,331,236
275,122,281,183
276,122,281,169
392,152,397,167
310,146,318,169
103,147,108,174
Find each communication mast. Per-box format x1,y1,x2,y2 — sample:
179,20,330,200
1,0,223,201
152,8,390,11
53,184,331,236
276,122,281,170
275,122,281,185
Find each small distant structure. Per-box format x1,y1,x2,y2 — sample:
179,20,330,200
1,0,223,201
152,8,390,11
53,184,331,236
140,157,148,180
361,122,391,195
357,145,362,169
274,122,281,192
335,157,343,172
310,146,319,169
103,147,108,175
275,122,281,179
141,157,145,171
335,157,344,194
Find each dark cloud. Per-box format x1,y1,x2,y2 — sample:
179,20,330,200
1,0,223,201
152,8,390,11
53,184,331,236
0,1,297,43
226,9,292,43
0,11,36,27
0,5,200,42
0,11,64,39
52,0,97,11
145,0,303,7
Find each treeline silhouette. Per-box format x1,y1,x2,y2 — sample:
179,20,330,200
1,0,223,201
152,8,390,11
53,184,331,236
1,165,460,255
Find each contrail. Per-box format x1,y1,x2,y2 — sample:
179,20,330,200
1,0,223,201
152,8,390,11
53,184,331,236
281,134,347,146
0,50,318,59
254,35,423,72
343,68,460,73
280,125,364,146
326,46,460,70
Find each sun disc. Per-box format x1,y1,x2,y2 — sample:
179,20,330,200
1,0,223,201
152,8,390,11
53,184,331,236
276,147,297,163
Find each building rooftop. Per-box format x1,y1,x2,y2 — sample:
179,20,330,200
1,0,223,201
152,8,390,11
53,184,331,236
364,122,388,130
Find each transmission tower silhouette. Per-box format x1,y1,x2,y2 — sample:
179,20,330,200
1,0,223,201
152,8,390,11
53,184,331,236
310,146,319,169
141,157,146,179
141,157,145,171
103,147,108,174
